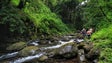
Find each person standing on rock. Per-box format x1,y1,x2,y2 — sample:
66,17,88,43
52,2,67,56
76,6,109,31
86,28,93,39
80,28,87,38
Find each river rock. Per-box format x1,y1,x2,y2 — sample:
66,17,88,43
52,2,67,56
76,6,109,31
19,46,39,56
46,42,78,58
61,45,77,58
78,49,87,63
6,42,26,51
38,55,48,61
39,40,49,45
83,43,94,53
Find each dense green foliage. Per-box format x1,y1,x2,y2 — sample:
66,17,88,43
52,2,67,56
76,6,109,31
91,25,112,63
80,0,112,63
0,0,27,37
91,25,112,40
80,0,112,29
0,0,73,39
23,0,70,35
0,6,26,34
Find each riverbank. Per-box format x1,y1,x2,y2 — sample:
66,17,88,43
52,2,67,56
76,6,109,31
0,34,100,63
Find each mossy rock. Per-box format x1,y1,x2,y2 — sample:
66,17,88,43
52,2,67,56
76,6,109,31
38,55,48,61
60,42,78,58
59,42,78,54
19,46,39,56
6,42,26,51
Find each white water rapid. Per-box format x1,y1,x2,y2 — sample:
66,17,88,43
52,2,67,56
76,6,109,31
10,53,44,63
0,52,18,60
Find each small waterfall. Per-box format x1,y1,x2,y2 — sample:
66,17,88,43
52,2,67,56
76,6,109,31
0,52,18,60
10,53,44,63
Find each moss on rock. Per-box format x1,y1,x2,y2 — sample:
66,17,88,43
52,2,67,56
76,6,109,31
38,55,48,61
19,46,39,56
6,41,26,51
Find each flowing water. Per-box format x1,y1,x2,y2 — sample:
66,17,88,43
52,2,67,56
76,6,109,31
10,53,44,63
0,35,85,63
42,39,74,50
27,40,39,46
0,52,18,60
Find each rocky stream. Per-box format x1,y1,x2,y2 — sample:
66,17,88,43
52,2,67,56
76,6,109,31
0,34,100,63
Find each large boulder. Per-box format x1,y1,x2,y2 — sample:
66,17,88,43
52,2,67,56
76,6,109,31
19,46,39,56
46,42,78,58
77,49,87,63
77,42,94,53
6,42,26,51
